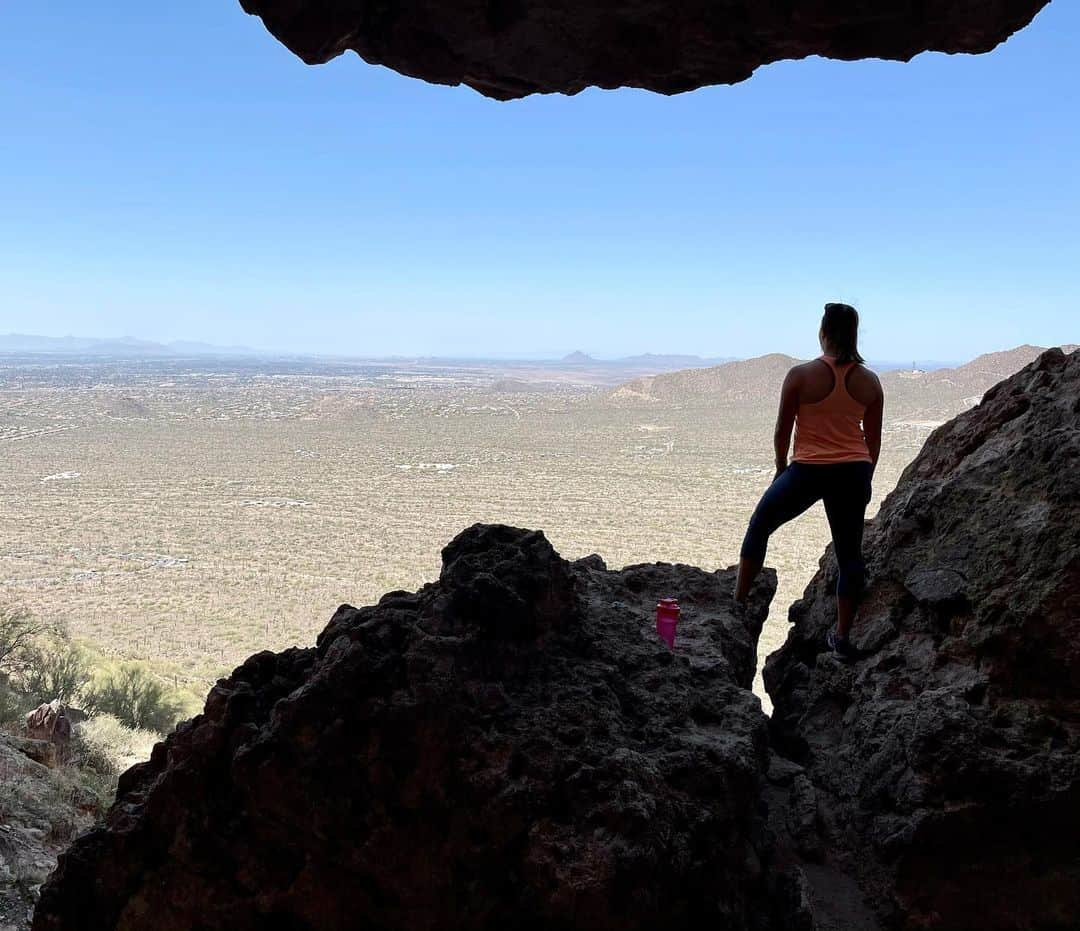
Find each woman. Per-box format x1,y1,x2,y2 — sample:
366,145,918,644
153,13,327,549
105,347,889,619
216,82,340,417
734,303,883,659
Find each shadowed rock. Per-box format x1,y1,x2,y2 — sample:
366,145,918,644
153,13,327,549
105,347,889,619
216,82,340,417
237,0,1050,99
33,525,776,930
765,348,1080,930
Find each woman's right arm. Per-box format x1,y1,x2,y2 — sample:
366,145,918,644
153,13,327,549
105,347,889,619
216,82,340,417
773,368,800,478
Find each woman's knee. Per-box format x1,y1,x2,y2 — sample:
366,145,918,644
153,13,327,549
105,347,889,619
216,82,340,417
836,557,866,599
740,507,773,562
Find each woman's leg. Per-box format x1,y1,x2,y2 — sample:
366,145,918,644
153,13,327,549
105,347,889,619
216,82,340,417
735,464,822,602
822,463,873,638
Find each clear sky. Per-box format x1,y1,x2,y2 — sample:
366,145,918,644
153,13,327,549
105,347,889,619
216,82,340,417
0,1,1076,361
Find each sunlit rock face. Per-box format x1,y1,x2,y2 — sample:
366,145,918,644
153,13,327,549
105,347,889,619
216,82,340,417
237,0,1050,99
33,525,777,931
765,348,1080,930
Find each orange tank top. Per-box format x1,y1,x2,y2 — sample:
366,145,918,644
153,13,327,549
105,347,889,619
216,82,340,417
792,356,872,464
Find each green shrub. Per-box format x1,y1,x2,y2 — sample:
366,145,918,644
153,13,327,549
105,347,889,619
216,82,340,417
0,676,26,726
84,663,185,733
15,637,93,706
0,603,52,674
73,714,159,776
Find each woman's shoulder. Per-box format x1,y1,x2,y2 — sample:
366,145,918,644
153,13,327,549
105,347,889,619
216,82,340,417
848,363,883,401
787,358,829,381
853,362,882,386
789,358,826,374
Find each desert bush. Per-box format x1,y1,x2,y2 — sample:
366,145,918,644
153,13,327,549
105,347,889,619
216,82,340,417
16,636,93,706
73,714,159,776
85,663,185,733
0,603,53,674
0,675,26,726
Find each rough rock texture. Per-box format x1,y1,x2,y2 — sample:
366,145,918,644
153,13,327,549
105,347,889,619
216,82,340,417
765,348,1080,930
34,526,777,930
0,736,104,931
238,0,1050,99
24,705,72,765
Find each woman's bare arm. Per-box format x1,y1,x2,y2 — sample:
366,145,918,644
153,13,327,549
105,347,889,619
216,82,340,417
773,368,800,477
864,378,884,468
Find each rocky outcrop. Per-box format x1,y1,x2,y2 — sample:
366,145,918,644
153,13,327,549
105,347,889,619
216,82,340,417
34,526,777,930
765,347,1080,930
0,736,106,931
238,0,1051,100
24,704,73,765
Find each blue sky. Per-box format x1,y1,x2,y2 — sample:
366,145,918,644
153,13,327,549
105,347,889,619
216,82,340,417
0,1,1076,361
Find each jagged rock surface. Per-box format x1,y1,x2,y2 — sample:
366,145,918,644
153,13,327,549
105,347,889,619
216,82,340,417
0,736,104,931
34,526,776,930
765,348,1080,930
238,0,1050,99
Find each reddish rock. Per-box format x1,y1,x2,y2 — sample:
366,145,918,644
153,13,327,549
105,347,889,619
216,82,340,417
238,0,1050,99
25,702,73,763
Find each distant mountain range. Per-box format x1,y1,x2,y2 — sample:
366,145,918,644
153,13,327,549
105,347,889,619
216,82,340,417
609,344,1079,407
560,351,733,368
3,336,1074,386
0,334,255,357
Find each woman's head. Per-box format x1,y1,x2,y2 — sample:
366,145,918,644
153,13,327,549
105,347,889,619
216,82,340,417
819,302,864,365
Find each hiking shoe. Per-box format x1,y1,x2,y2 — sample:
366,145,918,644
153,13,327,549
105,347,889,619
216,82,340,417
827,628,858,662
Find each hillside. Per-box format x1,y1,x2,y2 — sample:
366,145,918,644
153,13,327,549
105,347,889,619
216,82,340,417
609,344,1078,420
609,353,799,403
0,734,114,930
879,344,1077,421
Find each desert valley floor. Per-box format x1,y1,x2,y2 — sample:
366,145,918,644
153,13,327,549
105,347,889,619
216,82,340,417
0,348,1051,702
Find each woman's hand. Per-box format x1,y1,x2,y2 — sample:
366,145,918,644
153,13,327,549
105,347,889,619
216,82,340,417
774,460,787,483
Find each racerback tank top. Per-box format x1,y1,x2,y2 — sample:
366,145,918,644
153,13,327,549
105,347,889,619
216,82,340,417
792,356,872,464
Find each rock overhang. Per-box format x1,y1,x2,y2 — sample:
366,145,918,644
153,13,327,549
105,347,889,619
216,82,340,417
238,0,1052,100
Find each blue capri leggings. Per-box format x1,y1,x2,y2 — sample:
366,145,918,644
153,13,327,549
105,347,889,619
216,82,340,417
740,461,873,599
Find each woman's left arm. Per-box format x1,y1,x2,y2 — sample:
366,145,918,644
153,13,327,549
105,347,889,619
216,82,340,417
864,380,884,469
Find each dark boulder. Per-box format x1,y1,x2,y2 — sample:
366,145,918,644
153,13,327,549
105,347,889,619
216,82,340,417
238,0,1050,100
34,525,777,931
764,348,1080,930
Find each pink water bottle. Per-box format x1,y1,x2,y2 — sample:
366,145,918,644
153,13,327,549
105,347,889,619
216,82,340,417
656,598,680,650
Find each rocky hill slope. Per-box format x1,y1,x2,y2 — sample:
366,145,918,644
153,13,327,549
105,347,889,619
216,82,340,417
607,345,1079,428
0,735,109,931
879,344,1079,421
32,348,1079,929
610,354,798,404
